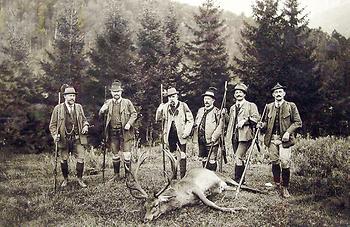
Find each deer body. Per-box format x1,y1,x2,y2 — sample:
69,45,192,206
127,151,263,222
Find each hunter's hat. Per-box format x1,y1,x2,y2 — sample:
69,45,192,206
110,80,123,92
167,87,179,97
234,83,248,93
271,82,286,92
202,87,217,99
63,86,78,95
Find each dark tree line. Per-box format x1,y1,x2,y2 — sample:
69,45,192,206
0,0,349,152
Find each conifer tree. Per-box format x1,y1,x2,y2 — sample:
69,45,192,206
234,0,283,106
41,2,87,99
161,4,184,89
136,3,165,143
185,0,231,110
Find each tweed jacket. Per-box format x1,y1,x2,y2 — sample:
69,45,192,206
156,101,194,145
262,101,302,147
225,100,260,147
100,98,137,142
194,106,223,145
49,103,89,148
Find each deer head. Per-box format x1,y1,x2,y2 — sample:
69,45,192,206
126,148,180,222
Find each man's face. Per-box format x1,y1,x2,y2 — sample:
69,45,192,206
234,90,246,101
168,94,178,106
272,89,285,101
64,94,76,105
203,96,214,108
111,90,122,100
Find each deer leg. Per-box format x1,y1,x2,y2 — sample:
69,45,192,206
192,188,247,212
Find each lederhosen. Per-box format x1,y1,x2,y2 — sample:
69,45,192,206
109,100,123,151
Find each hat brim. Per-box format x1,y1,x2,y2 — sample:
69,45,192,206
110,89,123,92
167,92,178,96
202,93,216,99
271,87,286,92
234,88,247,93
63,92,78,95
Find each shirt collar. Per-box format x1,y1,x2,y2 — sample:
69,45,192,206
113,98,122,104
65,102,74,109
275,100,285,108
236,99,246,106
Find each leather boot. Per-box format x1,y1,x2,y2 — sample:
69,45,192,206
207,161,217,171
124,160,131,180
76,162,87,188
202,161,206,168
272,164,281,191
179,158,187,178
234,164,245,184
110,159,121,181
61,160,69,187
281,168,291,198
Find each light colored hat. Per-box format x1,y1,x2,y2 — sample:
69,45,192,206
202,87,217,99
110,80,123,92
167,87,179,96
234,83,248,93
63,87,78,95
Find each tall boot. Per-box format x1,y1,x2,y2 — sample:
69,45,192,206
202,160,206,168
208,161,217,171
272,164,281,188
110,158,121,181
281,168,291,198
60,160,69,187
234,165,245,184
76,162,87,188
179,158,187,178
124,160,131,180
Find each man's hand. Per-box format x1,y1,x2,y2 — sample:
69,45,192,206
124,123,131,130
53,134,60,143
221,108,227,116
82,125,89,134
99,100,111,114
256,121,264,129
282,131,290,142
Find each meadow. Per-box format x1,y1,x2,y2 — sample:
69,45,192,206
0,138,349,226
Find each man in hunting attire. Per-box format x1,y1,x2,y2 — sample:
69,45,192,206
225,83,260,184
258,83,302,198
193,87,223,171
156,87,194,178
99,80,137,181
49,85,90,188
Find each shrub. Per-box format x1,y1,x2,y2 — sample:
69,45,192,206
293,136,350,199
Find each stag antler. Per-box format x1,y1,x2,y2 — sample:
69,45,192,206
154,146,181,197
126,151,149,199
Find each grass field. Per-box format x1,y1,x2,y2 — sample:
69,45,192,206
0,146,349,226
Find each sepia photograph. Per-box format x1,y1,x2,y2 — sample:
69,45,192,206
0,0,349,226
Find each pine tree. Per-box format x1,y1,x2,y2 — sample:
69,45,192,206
234,0,283,106
136,2,165,144
184,0,231,110
88,0,136,102
41,2,87,99
160,4,184,89
279,0,321,131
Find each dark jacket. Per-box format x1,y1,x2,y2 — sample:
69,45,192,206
49,103,89,148
262,101,302,147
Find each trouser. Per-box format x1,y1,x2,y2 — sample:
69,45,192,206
59,135,86,179
198,141,218,171
233,141,251,183
168,129,187,178
109,128,132,178
269,135,292,187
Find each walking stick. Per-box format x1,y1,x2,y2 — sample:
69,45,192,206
235,104,267,199
54,92,61,193
219,81,228,172
161,84,166,177
102,86,107,183
205,81,228,171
